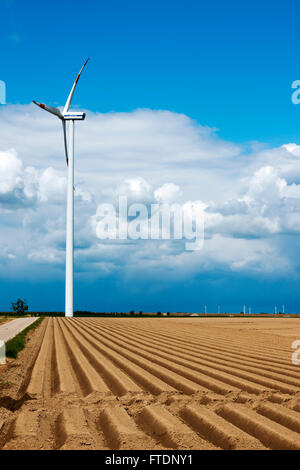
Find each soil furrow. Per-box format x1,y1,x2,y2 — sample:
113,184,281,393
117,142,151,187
138,404,218,449
83,321,298,393
217,403,300,450
72,319,223,394
64,318,177,395
1,317,299,451
181,404,266,449
27,318,53,397
100,406,158,450
94,321,300,381
77,321,270,395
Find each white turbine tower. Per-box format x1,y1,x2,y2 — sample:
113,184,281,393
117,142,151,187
33,58,90,317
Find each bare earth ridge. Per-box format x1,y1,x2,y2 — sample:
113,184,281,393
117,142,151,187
0,317,300,450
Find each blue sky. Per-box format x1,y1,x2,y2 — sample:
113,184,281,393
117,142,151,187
3,0,300,143
1,0,300,312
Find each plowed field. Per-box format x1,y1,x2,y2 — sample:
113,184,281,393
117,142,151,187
0,317,300,450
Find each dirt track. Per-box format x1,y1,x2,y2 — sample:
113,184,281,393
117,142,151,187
0,317,300,450
0,317,37,342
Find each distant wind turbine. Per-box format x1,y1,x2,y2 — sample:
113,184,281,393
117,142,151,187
33,58,90,317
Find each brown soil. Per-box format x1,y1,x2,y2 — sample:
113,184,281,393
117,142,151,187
0,317,299,450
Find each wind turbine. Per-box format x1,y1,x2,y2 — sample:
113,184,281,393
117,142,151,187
33,58,90,317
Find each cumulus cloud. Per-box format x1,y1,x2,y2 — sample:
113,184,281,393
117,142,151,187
1,104,300,281
154,183,182,204
0,147,68,208
38,167,66,203
115,177,153,205
0,149,22,194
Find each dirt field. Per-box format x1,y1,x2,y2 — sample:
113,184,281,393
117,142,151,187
0,316,300,450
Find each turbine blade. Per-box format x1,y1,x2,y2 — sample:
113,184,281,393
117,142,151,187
62,122,75,190
32,101,63,119
62,120,69,166
63,58,90,114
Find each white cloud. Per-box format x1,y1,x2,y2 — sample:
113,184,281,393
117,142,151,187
0,149,22,194
154,183,182,203
0,104,300,281
115,177,153,205
38,167,66,203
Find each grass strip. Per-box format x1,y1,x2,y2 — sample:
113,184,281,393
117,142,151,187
5,317,44,359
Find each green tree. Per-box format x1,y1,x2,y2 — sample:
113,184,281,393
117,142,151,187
11,299,28,316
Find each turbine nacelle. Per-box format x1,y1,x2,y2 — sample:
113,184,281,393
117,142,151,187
63,112,86,120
